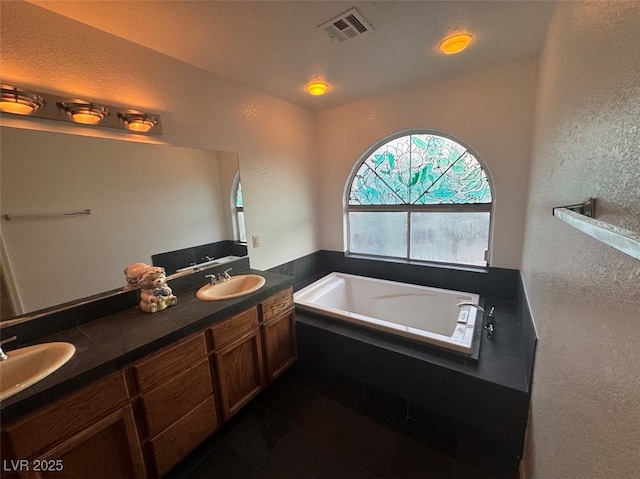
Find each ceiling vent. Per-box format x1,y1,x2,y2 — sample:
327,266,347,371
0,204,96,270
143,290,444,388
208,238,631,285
319,8,373,42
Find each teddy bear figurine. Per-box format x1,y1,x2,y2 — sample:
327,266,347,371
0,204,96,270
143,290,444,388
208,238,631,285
137,266,178,313
123,262,151,291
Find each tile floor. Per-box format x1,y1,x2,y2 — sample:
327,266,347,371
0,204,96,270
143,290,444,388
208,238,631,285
166,364,519,479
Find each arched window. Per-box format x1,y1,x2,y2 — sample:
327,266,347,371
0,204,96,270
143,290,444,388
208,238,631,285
347,132,492,266
232,175,246,244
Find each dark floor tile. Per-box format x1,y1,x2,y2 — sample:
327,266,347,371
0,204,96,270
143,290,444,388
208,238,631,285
330,368,366,396
338,413,402,477
259,376,319,423
184,441,255,479
402,418,458,459
224,406,291,467
252,395,359,478
384,436,456,479
366,384,408,415
289,358,331,393
164,432,224,478
359,398,407,434
455,434,520,479
215,394,261,438
295,394,358,442
322,381,366,411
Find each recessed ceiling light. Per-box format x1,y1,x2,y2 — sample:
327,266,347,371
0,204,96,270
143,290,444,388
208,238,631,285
439,33,473,55
306,82,329,96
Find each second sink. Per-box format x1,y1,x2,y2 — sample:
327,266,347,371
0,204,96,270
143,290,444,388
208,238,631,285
0,342,76,401
196,274,266,301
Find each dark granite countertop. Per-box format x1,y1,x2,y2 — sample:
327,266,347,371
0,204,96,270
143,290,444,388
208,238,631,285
0,269,293,423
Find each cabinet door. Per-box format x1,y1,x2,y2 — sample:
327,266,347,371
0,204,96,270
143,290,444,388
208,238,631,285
149,397,218,477
214,329,265,420
262,310,298,382
31,405,145,479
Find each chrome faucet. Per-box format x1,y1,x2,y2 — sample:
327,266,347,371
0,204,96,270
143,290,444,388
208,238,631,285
457,302,485,313
457,303,495,338
220,268,232,281
0,336,17,361
484,307,496,338
205,268,233,285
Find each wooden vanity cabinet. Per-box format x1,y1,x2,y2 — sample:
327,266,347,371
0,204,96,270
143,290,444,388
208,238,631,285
260,287,297,382
211,307,266,420
0,285,298,479
1,372,145,479
133,332,218,478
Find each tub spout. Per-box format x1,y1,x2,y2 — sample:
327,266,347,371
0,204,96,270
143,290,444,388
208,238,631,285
457,302,485,313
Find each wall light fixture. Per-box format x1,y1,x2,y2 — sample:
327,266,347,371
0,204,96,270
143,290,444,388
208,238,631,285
0,85,162,135
117,111,158,133
57,101,110,125
0,85,46,115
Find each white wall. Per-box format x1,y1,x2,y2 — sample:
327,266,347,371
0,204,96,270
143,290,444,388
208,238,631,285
0,1,320,274
315,59,539,269
522,2,640,478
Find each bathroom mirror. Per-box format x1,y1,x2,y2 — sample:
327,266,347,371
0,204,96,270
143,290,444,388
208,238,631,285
0,126,244,321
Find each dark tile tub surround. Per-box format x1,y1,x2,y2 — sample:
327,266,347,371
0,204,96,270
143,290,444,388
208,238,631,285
272,249,536,472
269,250,519,300
518,276,537,392
296,309,529,474
152,240,248,274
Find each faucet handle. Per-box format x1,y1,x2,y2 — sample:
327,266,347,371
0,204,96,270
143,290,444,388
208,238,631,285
221,268,232,280
205,274,217,285
0,336,17,347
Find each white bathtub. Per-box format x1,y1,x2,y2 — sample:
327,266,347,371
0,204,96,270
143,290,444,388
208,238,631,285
294,272,481,355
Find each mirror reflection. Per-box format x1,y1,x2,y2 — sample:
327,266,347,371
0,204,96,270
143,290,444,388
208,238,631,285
0,127,245,320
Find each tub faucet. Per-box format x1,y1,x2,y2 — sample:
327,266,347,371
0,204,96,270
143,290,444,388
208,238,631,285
484,307,496,338
457,302,485,313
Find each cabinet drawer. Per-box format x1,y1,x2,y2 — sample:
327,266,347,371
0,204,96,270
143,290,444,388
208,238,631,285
134,333,207,393
261,287,293,322
150,396,218,477
210,307,258,350
4,372,129,459
141,360,214,438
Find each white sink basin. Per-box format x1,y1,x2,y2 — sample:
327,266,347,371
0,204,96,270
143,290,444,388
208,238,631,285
0,342,76,401
196,274,266,301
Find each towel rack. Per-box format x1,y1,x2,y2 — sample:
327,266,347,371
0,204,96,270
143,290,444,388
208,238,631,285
3,209,92,221
553,198,640,260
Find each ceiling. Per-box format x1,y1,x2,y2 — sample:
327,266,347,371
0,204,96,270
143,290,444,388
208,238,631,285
29,1,557,112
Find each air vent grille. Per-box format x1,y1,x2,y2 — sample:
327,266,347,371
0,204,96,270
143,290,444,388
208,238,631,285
319,8,373,42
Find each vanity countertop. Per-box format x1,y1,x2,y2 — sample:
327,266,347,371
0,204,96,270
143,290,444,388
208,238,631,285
0,269,293,423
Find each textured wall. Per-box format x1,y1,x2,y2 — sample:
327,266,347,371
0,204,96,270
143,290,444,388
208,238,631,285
521,1,640,477
316,59,540,269
0,1,319,275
